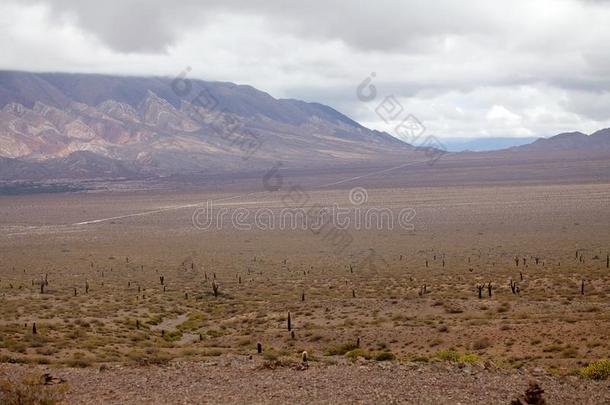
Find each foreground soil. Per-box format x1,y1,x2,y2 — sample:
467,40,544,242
4,359,610,404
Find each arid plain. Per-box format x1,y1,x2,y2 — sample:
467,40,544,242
1,163,610,403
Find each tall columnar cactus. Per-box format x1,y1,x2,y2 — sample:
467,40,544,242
32,322,37,335
287,311,292,331
212,282,219,297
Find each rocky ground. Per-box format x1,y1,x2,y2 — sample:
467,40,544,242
3,358,610,404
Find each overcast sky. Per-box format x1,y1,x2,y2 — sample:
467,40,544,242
2,0,610,138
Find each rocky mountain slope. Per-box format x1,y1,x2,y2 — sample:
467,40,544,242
0,71,414,180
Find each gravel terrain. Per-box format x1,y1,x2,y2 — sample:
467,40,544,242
4,359,610,404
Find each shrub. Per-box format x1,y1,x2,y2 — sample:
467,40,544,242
374,351,395,361
324,342,358,356
580,359,610,380
435,350,460,362
434,350,480,364
163,330,183,342
345,349,371,359
459,353,480,364
0,370,67,405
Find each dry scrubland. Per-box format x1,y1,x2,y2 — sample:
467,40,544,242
1,180,610,403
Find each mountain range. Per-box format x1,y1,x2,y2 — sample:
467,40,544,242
0,70,417,180
0,70,609,182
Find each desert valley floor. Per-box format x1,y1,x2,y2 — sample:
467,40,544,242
1,174,610,403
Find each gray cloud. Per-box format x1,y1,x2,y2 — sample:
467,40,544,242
2,0,610,137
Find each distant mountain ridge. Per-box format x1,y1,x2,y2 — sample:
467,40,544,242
0,70,413,180
441,137,538,152
513,129,610,152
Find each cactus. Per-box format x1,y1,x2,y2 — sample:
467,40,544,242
477,284,484,299
357,337,361,347
301,291,305,302
581,280,585,295
302,351,308,363
352,289,356,298
136,319,140,329
212,282,219,297
487,282,492,298
74,288,77,297
607,253,609,269
160,275,164,285
85,281,89,294
287,311,292,331
257,342,262,354
32,322,37,335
